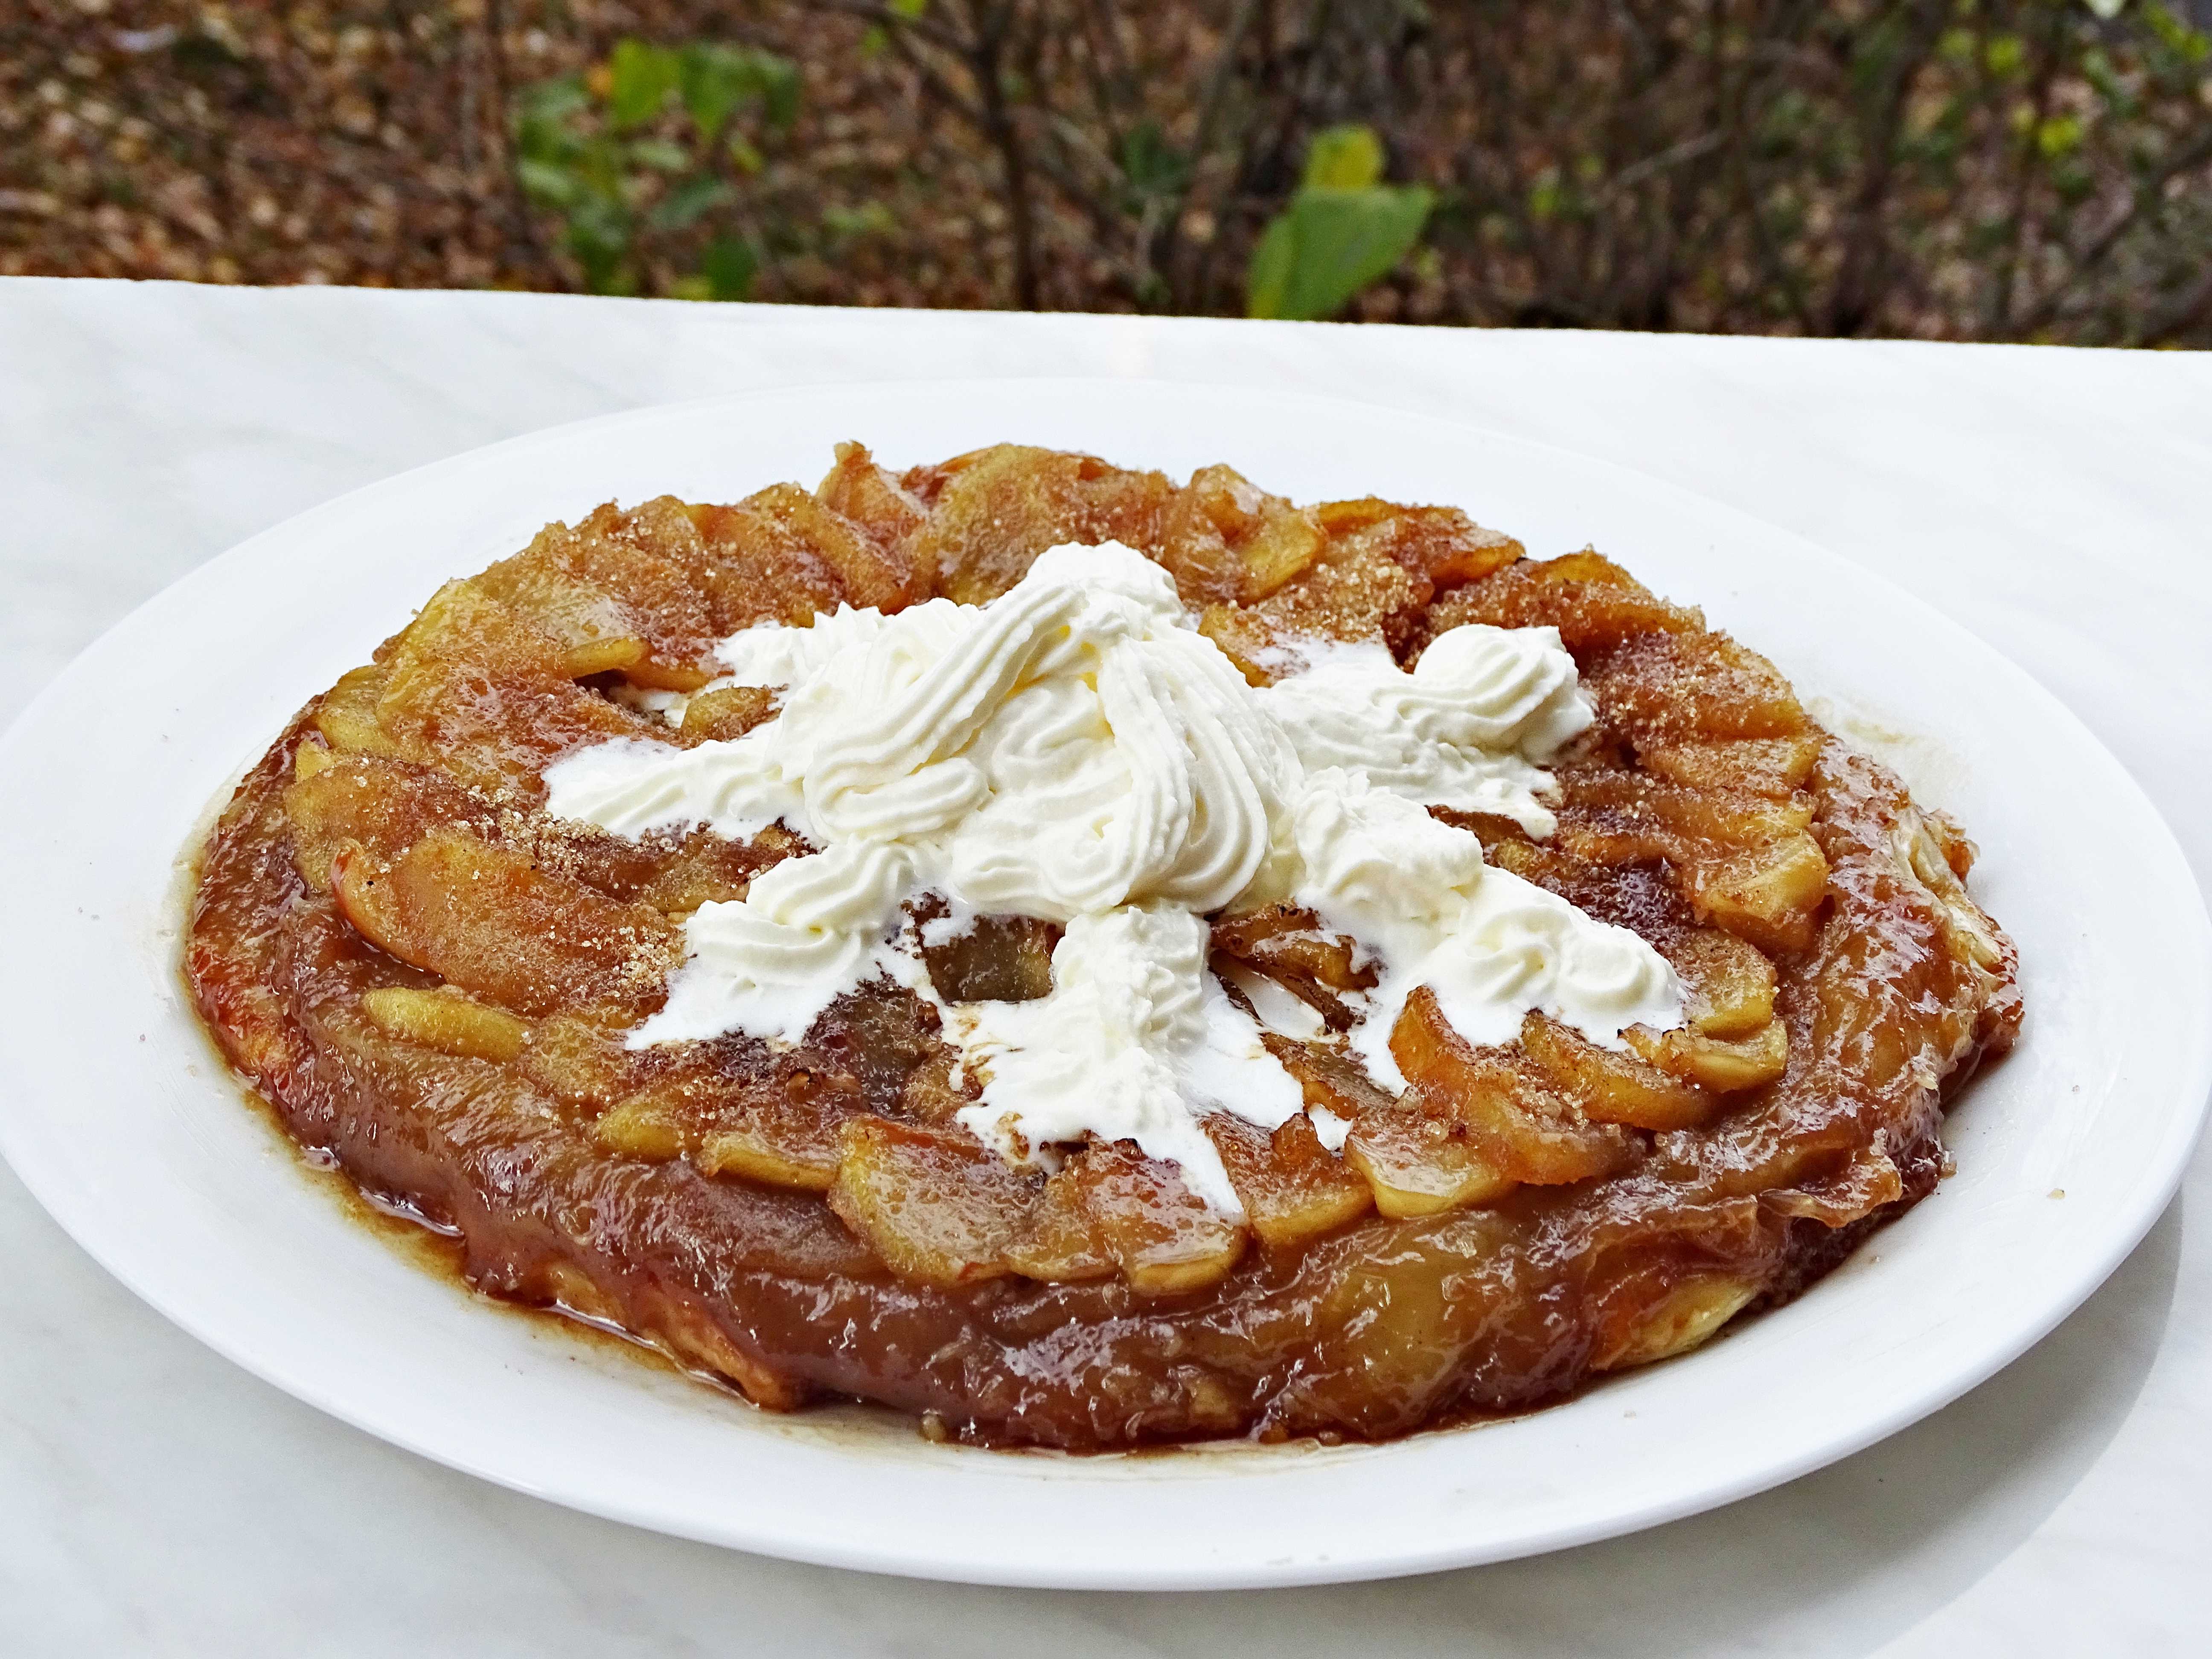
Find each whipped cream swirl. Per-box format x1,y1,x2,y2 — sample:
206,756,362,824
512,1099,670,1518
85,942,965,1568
543,539,1681,1214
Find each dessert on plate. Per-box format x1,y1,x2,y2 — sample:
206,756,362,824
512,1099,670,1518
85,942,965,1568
186,442,2021,1448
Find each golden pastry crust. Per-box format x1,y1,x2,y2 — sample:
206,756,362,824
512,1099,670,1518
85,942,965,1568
184,444,2020,1447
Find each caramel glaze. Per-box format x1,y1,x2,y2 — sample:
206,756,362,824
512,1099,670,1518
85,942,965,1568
189,716,2018,1449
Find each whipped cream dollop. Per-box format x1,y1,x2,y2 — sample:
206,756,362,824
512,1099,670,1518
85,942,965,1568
543,540,1680,1214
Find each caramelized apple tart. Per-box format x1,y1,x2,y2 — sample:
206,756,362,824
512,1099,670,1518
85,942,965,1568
186,442,2020,1447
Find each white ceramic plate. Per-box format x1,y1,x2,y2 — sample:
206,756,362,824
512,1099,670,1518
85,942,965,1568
1,380,2205,1590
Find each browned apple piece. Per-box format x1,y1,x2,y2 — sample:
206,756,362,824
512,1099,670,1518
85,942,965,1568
1332,504,1522,591
1391,987,1637,1184
678,684,777,745
1342,1107,1517,1217
908,445,1175,604
1636,733,1823,799
1158,464,1325,604
360,985,528,1062
314,664,405,758
1263,1035,1399,1121
815,440,929,560
1519,1012,1714,1131
1595,1275,1758,1370
292,740,335,781
736,482,925,614
686,495,845,629
696,1111,847,1191
1422,552,1701,651
1669,927,1777,1038
519,1012,663,1109
1211,905,1371,1028
897,1044,973,1126
827,1117,1030,1289
634,826,795,914
373,579,650,799
917,913,1059,1003
331,829,678,1017
1584,631,1807,742
1000,1165,1115,1283
1070,1139,1247,1295
1198,535,1433,684
477,508,721,690
593,1091,687,1161
1560,768,1812,847
1204,1113,1372,1249
284,755,496,891
1627,1019,1789,1093
1682,831,1829,954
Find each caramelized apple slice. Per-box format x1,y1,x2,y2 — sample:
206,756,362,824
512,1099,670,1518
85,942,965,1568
897,1044,974,1126
814,441,928,559
1627,1019,1789,1093
1204,1113,1372,1249
1595,1276,1758,1370
1327,503,1522,591
360,985,528,1062
1211,905,1371,1027
1668,927,1778,1039
686,495,844,629
313,665,404,758
1000,1165,1115,1283
676,684,777,745
1342,1108,1517,1218
373,579,649,799
477,506,721,690
917,912,1058,1003
1069,1139,1246,1295
519,1012,663,1109
331,829,678,1016
1420,550,1701,651
1560,768,1813,847
634,825,797,915
1199,536,1432,684
732,483,925,613
908,445,1175,604
1682,832,1829,955
285,755,495,891
1391,987,1636,1184
1635,734,1823,799
696,1112,847,1191
1583,631,1807,742
828,1117,1030,1288
1518,1012,1714,1131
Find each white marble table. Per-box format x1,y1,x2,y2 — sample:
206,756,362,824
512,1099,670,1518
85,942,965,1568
3,277,2206,1656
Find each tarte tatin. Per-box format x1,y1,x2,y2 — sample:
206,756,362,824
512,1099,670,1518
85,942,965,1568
186,442,2020,1448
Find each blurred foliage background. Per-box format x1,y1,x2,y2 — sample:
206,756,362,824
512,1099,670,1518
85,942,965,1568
4,0,2210,343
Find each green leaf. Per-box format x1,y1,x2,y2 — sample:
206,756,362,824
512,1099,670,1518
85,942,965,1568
1243,212,1301,320
515,75,590,126
727,134,764,174
888,0,928,16
701,234,759,302
608,38,681,129
627,139,692,173
650,175,737,230
515,157,583,207
1302,124,1386,190
1119,119,1190,198
757,55,801,132
1245,184,1433,320
678,44,743,143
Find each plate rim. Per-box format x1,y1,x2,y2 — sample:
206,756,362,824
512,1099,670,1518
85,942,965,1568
2,373,2206,1589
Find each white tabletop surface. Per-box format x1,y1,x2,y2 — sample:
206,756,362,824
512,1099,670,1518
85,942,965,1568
2,276,2206,1656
